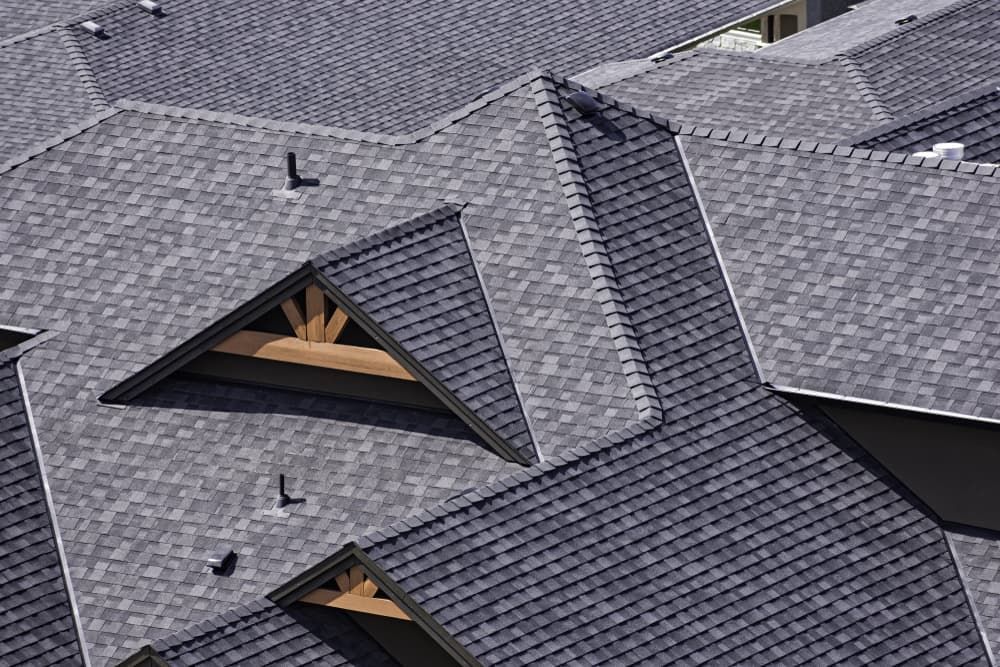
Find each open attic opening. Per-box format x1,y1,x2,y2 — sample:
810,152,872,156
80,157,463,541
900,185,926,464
183,282,447,412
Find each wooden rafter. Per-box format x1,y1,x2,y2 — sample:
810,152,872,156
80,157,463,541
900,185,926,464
300,565,411,621
305,285,326,342
280,299,307,340
213,330,416,381
325,308,349,343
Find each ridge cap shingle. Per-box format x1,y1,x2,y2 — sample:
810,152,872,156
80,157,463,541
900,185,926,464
849,80,1000,147
532,74,663,424
0,105,121,178
676,123,1000,176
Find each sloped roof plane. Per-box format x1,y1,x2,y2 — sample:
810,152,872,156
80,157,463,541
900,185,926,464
0,350,86,666
681,127,1000,425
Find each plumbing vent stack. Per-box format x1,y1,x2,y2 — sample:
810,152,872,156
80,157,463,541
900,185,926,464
276,473,291,509
933,142,964,161
81,21,106,37
138,0,164,15
284,152,301,191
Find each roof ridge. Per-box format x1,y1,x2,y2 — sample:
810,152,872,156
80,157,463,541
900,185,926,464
310,204,464,266
0,106,121,177
113,69,545,145
849,80,1000,147
531,73,663,424
0,23,60,49
836,54,895,122
840,0,983,57
57,25,110,111
675,124,1000,177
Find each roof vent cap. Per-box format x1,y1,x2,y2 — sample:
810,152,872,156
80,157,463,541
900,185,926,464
80,21,106,37
933,142,964,161
138,0,164,15
207,547,236,572
565,91,601,116
895,14,917,25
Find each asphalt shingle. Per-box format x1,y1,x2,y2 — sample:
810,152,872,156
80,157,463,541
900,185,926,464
0,74,639,663
70,0,782,132
148,598,399,666
580,49,879,142
352,78,988,665
0,353,83,666
682,130,1000,423
852,82,1000,164
311,205,540,463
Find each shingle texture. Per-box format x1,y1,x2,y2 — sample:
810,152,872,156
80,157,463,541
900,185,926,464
837,0,1000,117
0,30,98,157
72,0,780,132
0,356,82,666
0,0,98,40
949,529,1000,659
682,132,1000,423
358,79,988,665
148,598,398,666
0,76,643,663
762,0,963,61
852,83,1000,164
312,206,538,463
579,49,878,141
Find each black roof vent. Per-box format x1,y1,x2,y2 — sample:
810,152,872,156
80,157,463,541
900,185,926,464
283,152,301,191
275,473,291,509
565,91,601,116
652,52,675,62
895,14,917,25
207,547,236,572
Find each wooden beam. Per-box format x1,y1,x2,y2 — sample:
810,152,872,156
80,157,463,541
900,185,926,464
334,572,351,594
280,299,308,340
361,577,379,598
349,566,364,595
325,308,349,343
306,285,326,342
299,588,411,621
213,330,416,381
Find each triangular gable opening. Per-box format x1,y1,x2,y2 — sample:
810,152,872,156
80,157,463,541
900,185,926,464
102,205,538,465
272,546,476,667
186,280,448,412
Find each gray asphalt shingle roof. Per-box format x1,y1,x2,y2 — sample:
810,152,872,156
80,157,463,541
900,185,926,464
761,0,963,61
681,129,1000,423
0,29,101,158
851,82,1000,165
0,0,99,40
835,0,1000,119
578,49,879,142
0,73,647,663
311,205,540,463
67,0,780,133
949,529,1000,660
144,598,400,666
349,77,989,665
0,352,84,666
